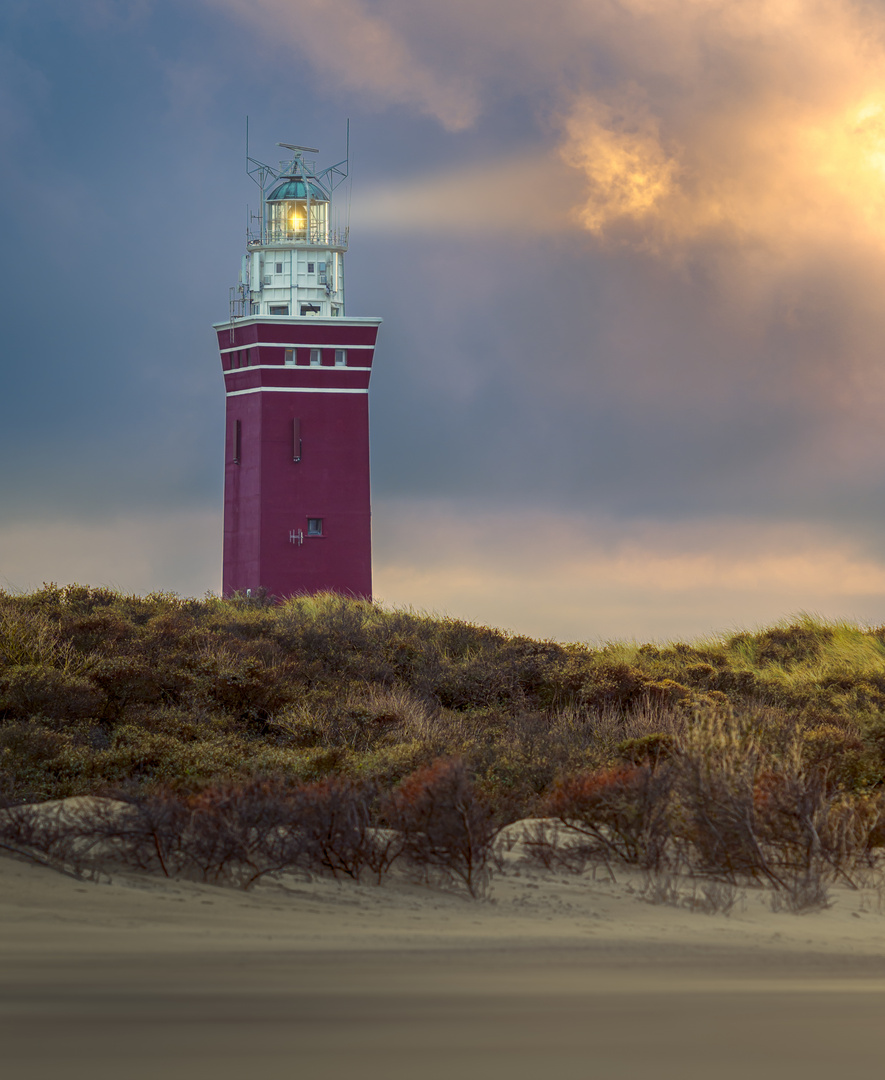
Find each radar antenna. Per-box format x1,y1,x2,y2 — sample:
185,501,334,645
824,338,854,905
277,142,320,155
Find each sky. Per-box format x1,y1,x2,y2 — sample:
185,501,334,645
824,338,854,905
4,0,885,643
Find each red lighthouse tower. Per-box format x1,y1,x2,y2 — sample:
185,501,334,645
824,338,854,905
214,139,380,599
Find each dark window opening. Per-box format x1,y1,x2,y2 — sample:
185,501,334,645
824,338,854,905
293,418,302,462
275,261,283,274
307,262,315,274
307,518,323,536
233,419,241,464
269,305,289,316
334,349,346,366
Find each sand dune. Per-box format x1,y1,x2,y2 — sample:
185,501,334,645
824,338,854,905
2,837,885,1080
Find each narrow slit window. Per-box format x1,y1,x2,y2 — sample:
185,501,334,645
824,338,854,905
307,518,323,536
233,419,241,464
318,261,327,284
334,349,347,367
309,349,321,366
293,418,302,462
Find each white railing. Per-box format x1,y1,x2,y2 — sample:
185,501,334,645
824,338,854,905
247,228,348,248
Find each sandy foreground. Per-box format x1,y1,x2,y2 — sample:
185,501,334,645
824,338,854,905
3,819,885,1080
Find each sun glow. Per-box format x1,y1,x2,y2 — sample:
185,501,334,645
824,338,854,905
559,88,885,257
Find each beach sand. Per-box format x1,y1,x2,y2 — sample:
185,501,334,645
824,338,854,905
3,835,885,1080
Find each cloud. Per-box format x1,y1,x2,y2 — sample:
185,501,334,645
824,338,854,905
0,511,222,599
560,93,678,238
207,0,885,263
556,1,885,266
5,502,881,643
203,0,479,130
0,44,49,151
373,498,885,641
320,0,885,536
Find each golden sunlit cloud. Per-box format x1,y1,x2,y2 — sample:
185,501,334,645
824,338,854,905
559,96,677,237
555,0,885,260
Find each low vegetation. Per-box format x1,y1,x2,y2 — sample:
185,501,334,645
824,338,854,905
3,585,885,903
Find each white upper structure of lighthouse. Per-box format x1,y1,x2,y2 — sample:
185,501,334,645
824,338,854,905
233,140,349,320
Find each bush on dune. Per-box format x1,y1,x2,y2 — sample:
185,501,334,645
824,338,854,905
3,588,885,904
382,757,497,897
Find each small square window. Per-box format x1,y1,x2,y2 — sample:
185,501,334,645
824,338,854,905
307,262,315,274
307,518,323,536
334,349,346,366
309,349,321,366
275,262,283,274
284,348,295,365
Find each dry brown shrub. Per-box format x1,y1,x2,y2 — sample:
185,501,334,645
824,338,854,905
290,777,379,880
674,707,882,908
382,758,497,897
543,764,673,871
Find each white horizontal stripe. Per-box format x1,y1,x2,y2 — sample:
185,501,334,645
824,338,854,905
219,342,374,354
224,363,372,373
213,317,382,332
226,386,369,397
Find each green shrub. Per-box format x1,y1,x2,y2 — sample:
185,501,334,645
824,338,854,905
0,665,102,721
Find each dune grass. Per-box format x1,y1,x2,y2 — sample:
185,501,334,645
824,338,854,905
0,585,884,814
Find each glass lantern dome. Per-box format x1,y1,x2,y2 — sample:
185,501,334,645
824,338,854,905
266,176,329,242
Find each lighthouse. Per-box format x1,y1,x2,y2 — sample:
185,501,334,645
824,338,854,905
213,139,381,599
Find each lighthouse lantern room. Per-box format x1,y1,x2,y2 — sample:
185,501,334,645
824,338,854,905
214,137,381,599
